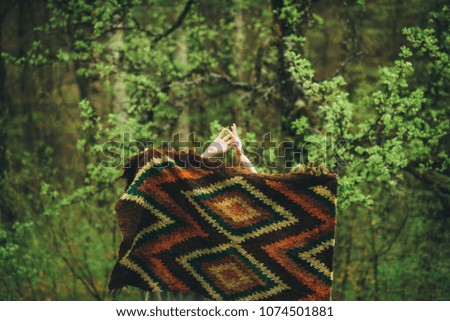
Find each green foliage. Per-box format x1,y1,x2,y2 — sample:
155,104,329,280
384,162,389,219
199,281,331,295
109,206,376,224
0,222,39,300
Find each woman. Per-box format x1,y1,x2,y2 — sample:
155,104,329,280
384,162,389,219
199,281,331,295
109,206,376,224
145,123,256,301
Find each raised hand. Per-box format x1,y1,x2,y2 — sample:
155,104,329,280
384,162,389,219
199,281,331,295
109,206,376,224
229,123,243,154
201,128,236,158
228,123,257,173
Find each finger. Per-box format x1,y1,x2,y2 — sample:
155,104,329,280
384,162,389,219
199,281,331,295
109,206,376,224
232,123,238,136
222,133,231,141
218,128,231,139
224,139,234,145
225,139,235,147
217,128,226,139
227,130,238,141
224,134,235,142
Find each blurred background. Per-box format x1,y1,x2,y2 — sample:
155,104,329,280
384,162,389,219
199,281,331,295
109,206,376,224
0,0,448,300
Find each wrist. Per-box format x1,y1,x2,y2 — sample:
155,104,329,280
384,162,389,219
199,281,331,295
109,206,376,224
202,146,217,158
234,146,244,157
201,150,211,158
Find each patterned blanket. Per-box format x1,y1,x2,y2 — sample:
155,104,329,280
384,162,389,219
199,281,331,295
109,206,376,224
108,148,338,300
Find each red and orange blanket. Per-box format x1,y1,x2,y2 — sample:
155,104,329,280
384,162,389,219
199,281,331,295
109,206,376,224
108,148,338,300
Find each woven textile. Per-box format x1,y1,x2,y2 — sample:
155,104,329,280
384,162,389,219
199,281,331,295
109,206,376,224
108,148,338,301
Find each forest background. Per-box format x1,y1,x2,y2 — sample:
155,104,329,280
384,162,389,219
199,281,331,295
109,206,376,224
0,0,449,300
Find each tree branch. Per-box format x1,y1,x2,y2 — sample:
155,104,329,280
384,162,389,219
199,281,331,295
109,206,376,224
379,209,409,257
404,163,450,195
330,51,364,79
151,0,195,46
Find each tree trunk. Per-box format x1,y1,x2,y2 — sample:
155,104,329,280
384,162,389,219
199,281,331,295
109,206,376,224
173,40,191,150
232,0,244,130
